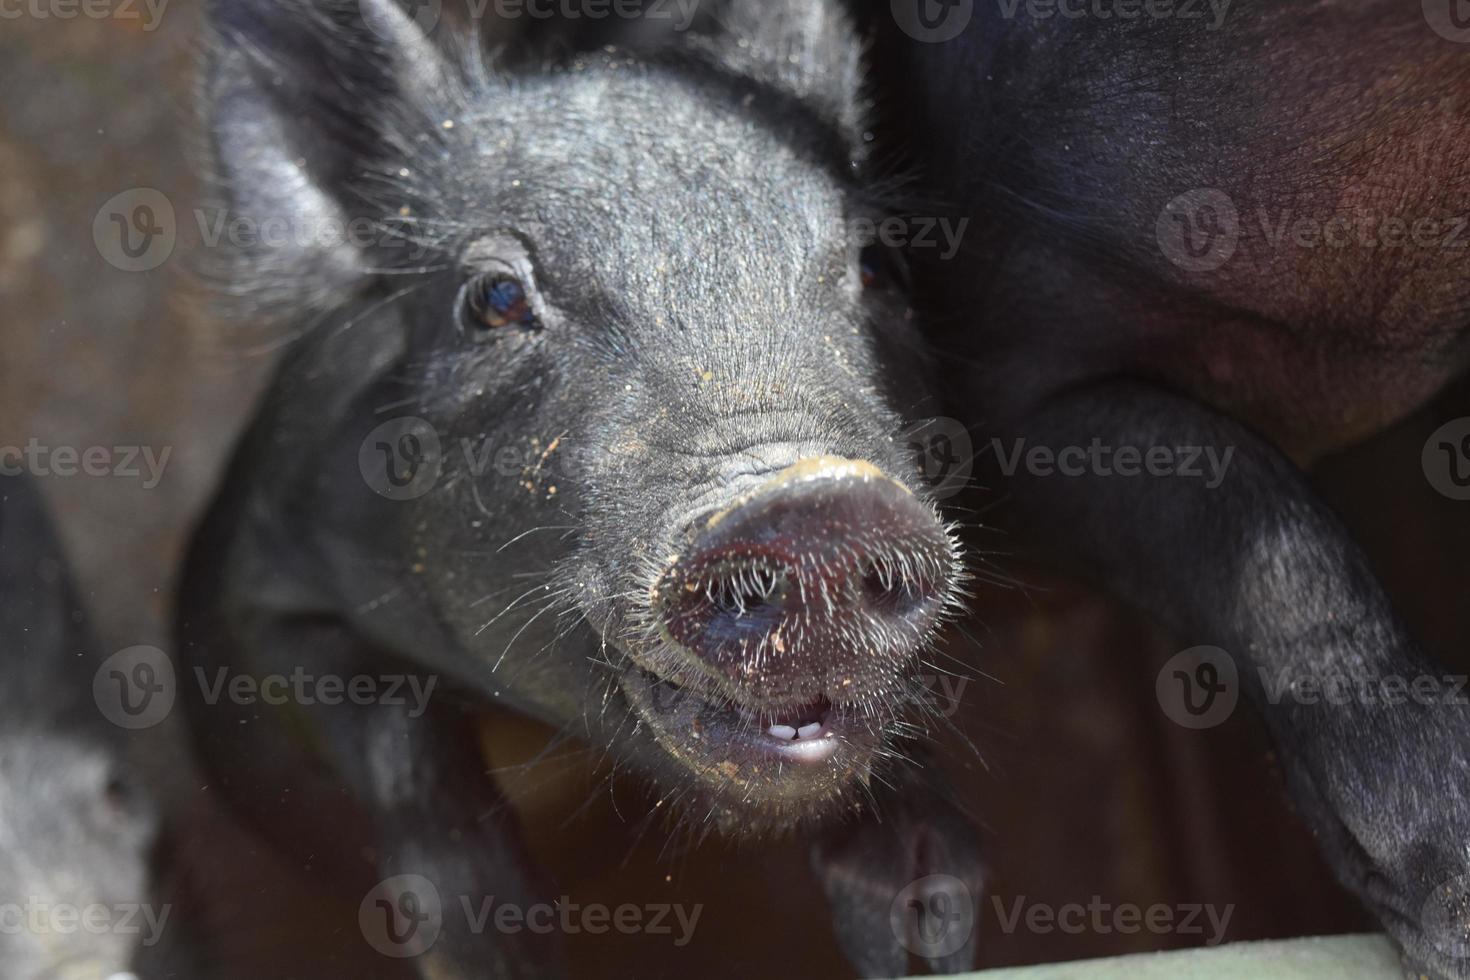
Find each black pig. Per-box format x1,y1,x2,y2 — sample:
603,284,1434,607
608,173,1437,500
180,0,981,976
876,2,1470,977
0,475,161,980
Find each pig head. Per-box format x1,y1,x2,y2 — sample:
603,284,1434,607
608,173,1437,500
181,1,981,975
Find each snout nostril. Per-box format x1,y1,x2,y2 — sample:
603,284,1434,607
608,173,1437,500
657,551,796,657
654,461,957,673
861,561,929,617
708,563,784,617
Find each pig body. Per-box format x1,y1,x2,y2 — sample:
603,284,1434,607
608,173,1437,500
0,475,161,980
181,1,980,976
875,4,1470,976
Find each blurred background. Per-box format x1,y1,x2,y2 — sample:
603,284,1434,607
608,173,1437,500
3,2,1468,976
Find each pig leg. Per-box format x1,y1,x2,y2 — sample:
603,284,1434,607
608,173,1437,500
992,379,1470,978
287,623,562,979
365,704,562,979
811,764,985,977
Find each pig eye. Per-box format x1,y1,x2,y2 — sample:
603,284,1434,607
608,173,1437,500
459,273,539,333
858,244,906,292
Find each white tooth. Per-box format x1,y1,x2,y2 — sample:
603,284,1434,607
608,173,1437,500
797,722,822,739
768,724,797,740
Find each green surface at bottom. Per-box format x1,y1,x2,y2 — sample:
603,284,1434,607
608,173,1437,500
952,934,1399,980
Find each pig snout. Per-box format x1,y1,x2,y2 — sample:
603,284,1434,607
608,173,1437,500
651,456,957,705
613,454,961,815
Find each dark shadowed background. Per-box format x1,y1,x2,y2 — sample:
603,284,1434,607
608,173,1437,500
3,2,1468,976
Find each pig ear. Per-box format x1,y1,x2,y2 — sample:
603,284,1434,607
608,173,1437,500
200,0,456,320
689,0,868,156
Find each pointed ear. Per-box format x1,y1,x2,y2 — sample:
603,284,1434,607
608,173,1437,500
688,0,869,157
199,0,458,319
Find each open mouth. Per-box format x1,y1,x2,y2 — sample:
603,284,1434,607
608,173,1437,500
736,693,839,763
759,698,831,747
620,663,887,778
